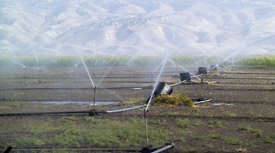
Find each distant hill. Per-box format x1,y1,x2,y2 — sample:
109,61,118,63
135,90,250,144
1,0,275,56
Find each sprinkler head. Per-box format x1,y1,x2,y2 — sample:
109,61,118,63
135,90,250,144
198,67,207,75
154,82,173,97
180,72,191,81
146,82,173,104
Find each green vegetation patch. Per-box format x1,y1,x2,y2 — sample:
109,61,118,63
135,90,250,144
223,111,237,117
17,137,45,146
154,93,193,107
8,102,25,108
208,120,226,128
264,133,275,144
238,125,263,138
210,134,222,140
175,118,202,129
237,56,275,67
223,136,242,145
176,118,191,129
15,117,170,148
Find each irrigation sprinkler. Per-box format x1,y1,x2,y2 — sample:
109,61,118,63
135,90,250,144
145,82,173,112
180,72,191,81
168,58,201,81
210,65,218,71
153,82,173,97
145,55,169,112
198,67,207,75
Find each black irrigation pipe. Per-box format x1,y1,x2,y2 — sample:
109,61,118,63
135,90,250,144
0,105,145,117
213,82,275,85
209,101,275,105
2,143,174,153
2,112,274,122
0,110,91,117
0,86,153,91
220,72,275,75
3,147,141,152
203,77,275,80
181,87,275,92
1,86,275,92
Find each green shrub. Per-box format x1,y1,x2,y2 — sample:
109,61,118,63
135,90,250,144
154,93,193,107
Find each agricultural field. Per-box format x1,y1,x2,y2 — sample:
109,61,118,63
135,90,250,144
0,56,275,153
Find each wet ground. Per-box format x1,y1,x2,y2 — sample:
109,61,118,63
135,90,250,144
0,65,275,152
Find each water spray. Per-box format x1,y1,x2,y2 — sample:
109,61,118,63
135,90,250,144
210,65,218,71
126,52,140,65
168,59,201,81
145,55,168,112
78,52,95,88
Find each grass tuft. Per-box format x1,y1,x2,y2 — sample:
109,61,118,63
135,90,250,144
9,102,25,108
238,125,263,138
17,137,45,146
223,136,242,145
224,111,237,117
264,133,275,144
208,120,225,128
176,118,191,129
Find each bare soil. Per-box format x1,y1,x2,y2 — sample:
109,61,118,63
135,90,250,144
0,65,275,153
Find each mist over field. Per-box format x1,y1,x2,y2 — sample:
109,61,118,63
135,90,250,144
1,0,275,56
